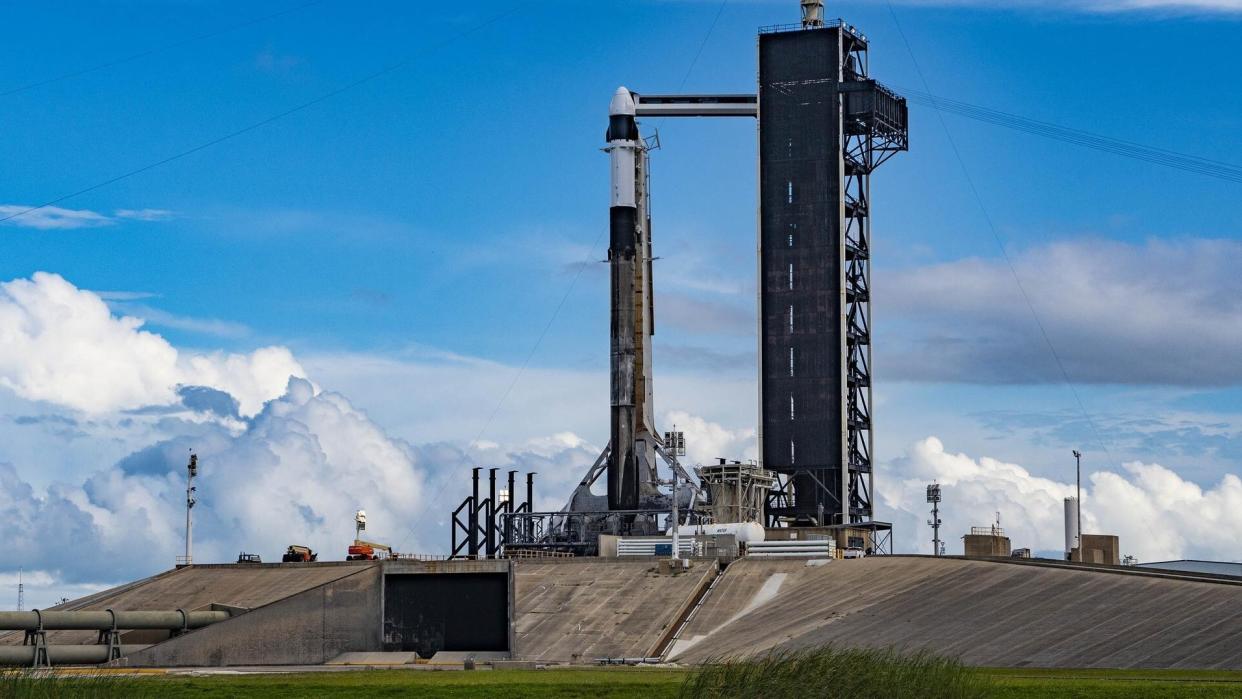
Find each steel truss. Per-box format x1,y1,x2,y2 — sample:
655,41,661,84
839,33,907,523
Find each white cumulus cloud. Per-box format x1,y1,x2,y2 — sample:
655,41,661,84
664,409,758,467
0,378,427,583
879,436,1242,563
0,273,303,415
880,238,1242,386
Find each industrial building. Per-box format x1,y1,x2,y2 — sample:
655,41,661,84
1135,560,1242,578
963,526,1011,558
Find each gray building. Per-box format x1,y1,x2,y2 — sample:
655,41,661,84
1135,560,1242,577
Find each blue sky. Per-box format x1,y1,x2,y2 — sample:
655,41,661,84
4,0,1237,357
2,0,1242,604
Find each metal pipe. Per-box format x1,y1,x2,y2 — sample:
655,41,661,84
0,610,228,631
487,467,498,558
506,470,517,514
469,467,480,557
0,645,151,665
525,472,536,542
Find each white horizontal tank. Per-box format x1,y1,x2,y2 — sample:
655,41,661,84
695,521,766,543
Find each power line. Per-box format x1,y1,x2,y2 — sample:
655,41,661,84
677,0,730,92
884,2,1121,469
895,87,1242,184
0,1,326,99
0,4,527,227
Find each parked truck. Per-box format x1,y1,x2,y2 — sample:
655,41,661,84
282,545,317,562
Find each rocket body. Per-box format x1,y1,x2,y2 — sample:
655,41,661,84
607,87,640,511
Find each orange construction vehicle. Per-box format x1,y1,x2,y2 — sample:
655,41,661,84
346,510,395,560
282,545,317,562
346,541,391,560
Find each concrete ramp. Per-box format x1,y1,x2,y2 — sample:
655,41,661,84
514,559,715,662
326,652,419,665
122,564,382,666
0,562,377,647
671,556,1242,669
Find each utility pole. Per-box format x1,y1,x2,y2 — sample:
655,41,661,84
926,484,942,557
1073,450,1082,562
671,474,680,564
183,453,198,566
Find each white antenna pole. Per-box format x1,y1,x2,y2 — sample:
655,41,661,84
16,567,23,612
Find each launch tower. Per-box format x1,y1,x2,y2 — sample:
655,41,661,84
757,20,908,526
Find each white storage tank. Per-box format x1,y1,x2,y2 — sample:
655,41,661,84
1064,496,1079,557
694,522,766,543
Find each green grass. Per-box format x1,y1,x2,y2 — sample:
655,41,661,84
6,662,1242,698
680,646,989,699
983,667,1242,698
0,669,160,698
133,667,684,699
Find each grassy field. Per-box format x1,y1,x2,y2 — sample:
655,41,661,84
8,665,1242,698
983,667,1242,698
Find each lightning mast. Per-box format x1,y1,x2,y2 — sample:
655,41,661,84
181,453,198,566
926,483,942,556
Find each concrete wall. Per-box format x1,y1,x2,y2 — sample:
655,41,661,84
122,559,515,667
964,534,1011,557
124,566,382,666
1073,534,1120,565
514,558,715,662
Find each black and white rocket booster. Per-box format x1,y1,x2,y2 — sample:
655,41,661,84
607,87,640,511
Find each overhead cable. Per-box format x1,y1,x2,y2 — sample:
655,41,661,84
897,87,1242,184
885,1,1122,471
0,3,527,227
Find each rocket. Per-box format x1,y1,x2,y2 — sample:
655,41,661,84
607,87,640,511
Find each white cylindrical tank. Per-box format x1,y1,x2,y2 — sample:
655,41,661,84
1064,497,1079,556
696,522,766,544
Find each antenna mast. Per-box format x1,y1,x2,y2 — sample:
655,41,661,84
926,484,942,556
16,568,23,612
181,453,198,566
1073,449,1082,561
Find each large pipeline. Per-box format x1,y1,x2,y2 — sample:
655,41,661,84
0,645,151,665
0,609,229,631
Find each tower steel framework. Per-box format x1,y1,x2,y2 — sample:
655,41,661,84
758,23,907,527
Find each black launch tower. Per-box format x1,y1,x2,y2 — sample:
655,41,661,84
758,23,908,526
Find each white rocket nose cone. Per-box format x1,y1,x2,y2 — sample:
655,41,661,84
610,86,636,117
